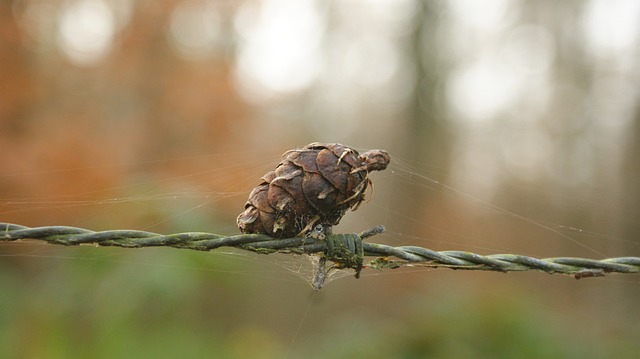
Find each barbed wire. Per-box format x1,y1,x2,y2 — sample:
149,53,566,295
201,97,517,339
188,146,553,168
2,222,639,288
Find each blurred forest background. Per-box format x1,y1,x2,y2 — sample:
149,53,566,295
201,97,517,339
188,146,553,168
2,0,640,358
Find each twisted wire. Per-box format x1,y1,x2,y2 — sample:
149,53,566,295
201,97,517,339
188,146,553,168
2,223,639,279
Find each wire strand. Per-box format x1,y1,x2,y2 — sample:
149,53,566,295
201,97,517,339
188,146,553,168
2,223,639,282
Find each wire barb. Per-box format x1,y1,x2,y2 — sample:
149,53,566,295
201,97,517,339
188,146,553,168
2,223,639,287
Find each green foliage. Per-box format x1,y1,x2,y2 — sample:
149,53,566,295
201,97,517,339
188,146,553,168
300,289,640,359
2,249,639,359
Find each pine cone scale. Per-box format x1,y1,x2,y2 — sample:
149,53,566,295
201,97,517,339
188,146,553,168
302,172,338,212
267,185,292,212
288,150,320,173
316,149,349,191
274,162,302,179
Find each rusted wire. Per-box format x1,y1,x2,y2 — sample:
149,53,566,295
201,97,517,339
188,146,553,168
2,222,639,285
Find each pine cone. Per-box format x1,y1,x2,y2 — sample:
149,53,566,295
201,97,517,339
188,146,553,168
237,143,390,238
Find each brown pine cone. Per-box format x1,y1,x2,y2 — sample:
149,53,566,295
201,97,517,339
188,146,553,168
237,143,390,238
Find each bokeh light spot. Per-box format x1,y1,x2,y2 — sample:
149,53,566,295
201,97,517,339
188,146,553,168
583,0,640,56
168,0,222,61
57,0,115,66
446,59,521,123
233,0,322,102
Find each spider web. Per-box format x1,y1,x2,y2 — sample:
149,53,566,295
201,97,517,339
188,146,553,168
1,148,638,288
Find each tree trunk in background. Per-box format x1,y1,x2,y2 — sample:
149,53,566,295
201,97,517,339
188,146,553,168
399,1,452,243
0,2,36,133
623,116,640,252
